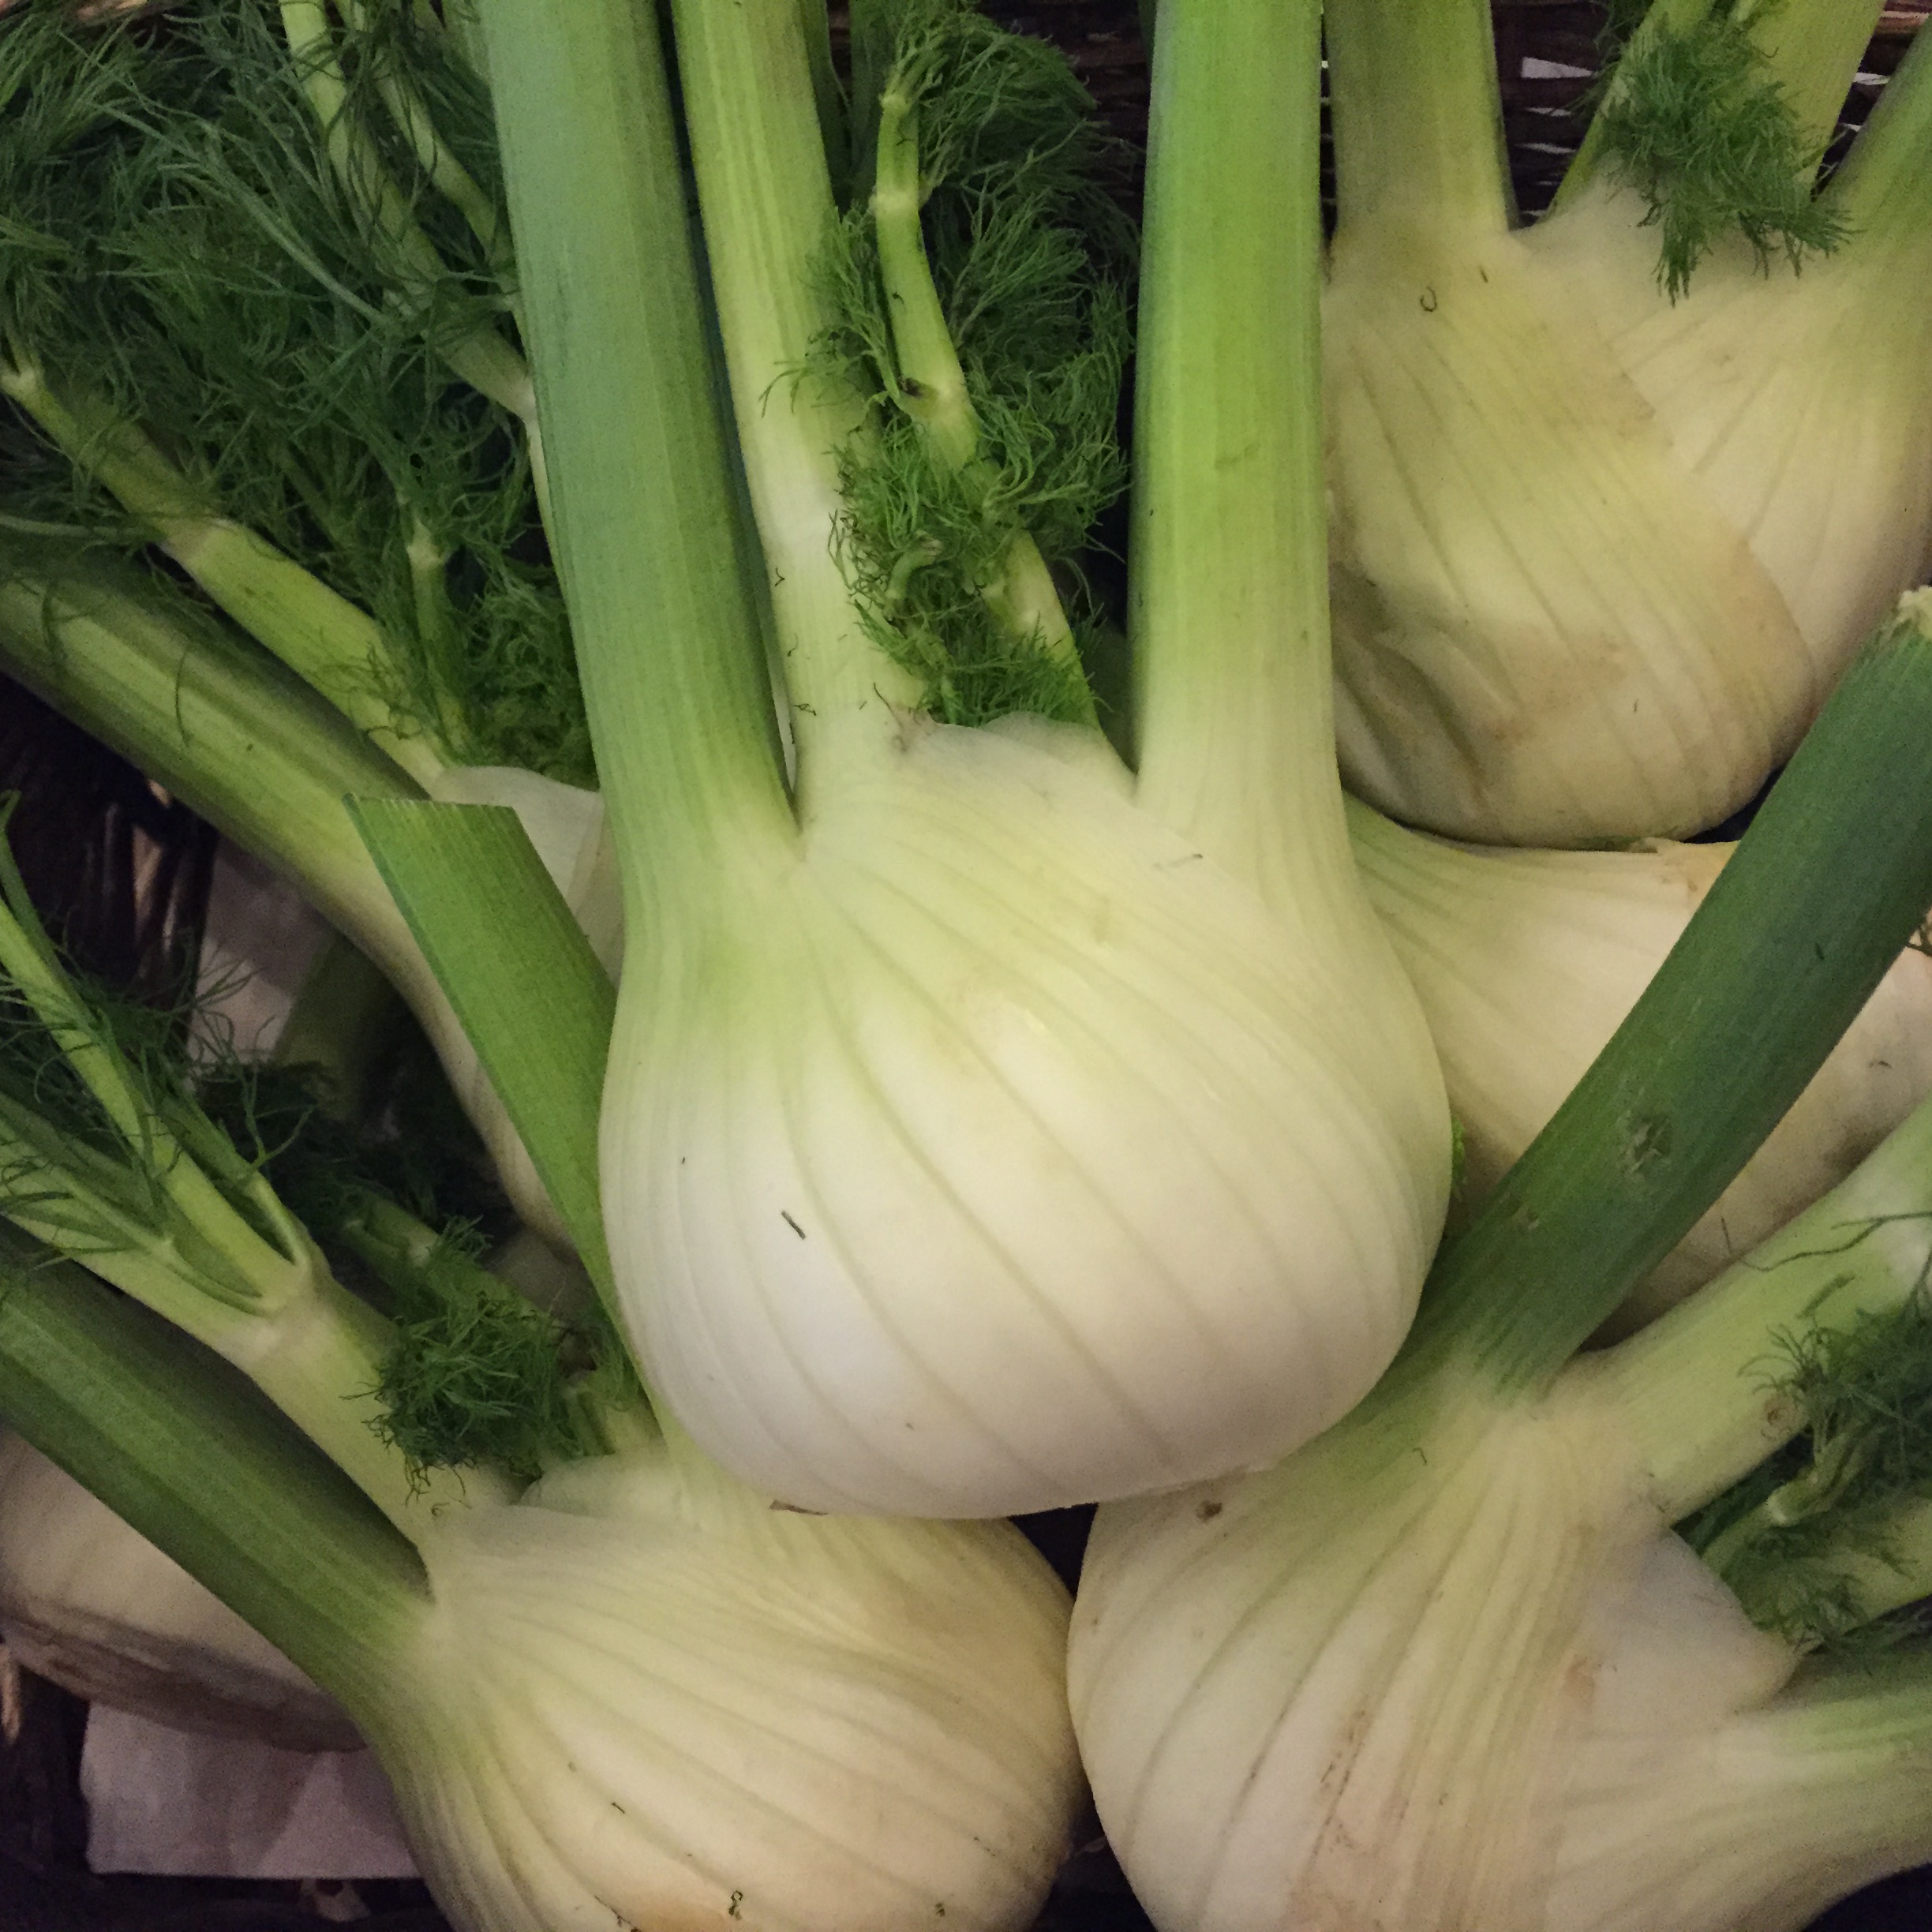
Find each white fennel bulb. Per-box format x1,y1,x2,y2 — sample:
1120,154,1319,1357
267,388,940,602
1324,0,1932,844
1071,624,1932,1932
1069,1200,1932,1932
607,713,1440,1514
1073,1378,1660,1932
1325,209,1808,844
1349,798,1932,1326
2,1309,1086,1932
369,1440,1082,1932
481,0,1451,1515
0,1430,354,1750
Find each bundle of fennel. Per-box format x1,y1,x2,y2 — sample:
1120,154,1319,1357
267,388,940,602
2,1,1932,1928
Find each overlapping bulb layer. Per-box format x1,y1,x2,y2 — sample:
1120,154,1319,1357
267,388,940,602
369,1446,1083,1932
1070,1381,1932,1932
1328,174,1932,846
0,1430,354,1750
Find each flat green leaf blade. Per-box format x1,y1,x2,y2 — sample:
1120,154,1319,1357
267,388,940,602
347,799,616,1301
1420,593,1932,1388
0,1224,424,1711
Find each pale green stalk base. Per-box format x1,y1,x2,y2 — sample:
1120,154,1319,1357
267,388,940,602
1323,0,1511,233
1751,0,1888,157
1825,16,1932,243
981,530,1082,677
1130,0,1365,922
870,99,976,471
1595,1094,1932,1518
481,0,799,934
223,1280,503,1533
671,0,921,755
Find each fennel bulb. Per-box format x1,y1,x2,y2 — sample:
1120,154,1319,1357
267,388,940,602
1072,1376,1932,1932
0,1269,1086,1932
369,1438,1080,1932
1324,0,1932,843
480,0,1449,1516
0,878,1086,1932
601,710,1438,1515
1349,798,1932,1327
0,1429,355,1751
1070,590,1932,1932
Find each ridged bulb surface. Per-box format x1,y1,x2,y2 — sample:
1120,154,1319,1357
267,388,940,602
1533,185,1932,679
1350,807,1932,1327
602,719,1448,1516
1071,1390,1641,1932
1068,1383,1862,1932
1555,1586,1932,1932
367,1447,1082,1932
1327,189,1932,846
1072,1364,1932,1932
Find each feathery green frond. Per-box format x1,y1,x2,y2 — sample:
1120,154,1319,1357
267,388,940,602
194,1043,618,1486
0,0,586,778
341,1197,582,1485
1594,2,1848,298
1687,1278,1932,1649
814,0,1132,726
